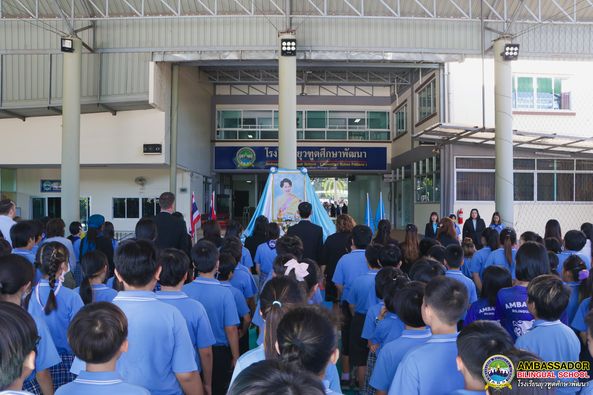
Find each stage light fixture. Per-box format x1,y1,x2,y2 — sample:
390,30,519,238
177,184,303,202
61,37,74,53
502,44,519,61
281,39,297,56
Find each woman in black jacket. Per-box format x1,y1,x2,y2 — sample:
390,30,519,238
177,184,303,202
320,214,355,303
424,212,439,239
462,208,486,249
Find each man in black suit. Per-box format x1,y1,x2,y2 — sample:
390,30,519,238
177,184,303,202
153,192,191,255
286,202,324,262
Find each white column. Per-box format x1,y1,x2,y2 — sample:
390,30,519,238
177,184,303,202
170,64,179,193
278,32,297,169
61,38,82,225
494,37,514,227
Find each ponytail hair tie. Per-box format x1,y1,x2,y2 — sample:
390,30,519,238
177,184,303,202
284,259,310,282
579,269,589,281
272,300,282,308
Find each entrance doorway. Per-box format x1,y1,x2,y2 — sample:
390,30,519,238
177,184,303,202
233,190,250,218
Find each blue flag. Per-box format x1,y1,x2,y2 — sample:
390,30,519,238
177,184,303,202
374,191,386,230
364,193,374,230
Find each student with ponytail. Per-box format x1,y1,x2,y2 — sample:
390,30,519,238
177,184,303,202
562,255,590,324
27,242,84,388
74,250,117,305
483,227,518,279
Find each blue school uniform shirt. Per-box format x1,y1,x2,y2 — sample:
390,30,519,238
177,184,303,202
332,250,368,302
389,333,464,395
252,300,265,345
348,270,379,314
112,291,198,395
490,224,505,233
570,297,591,332
449,390,487,395
464,298,496,326
26,315,61,381
240,246,254,269
11,248,43,283
446,270,478,304
515,320,580,394
370,328,431,392
229,345,342,393
27,280,84,354
183,277,239,345
581,381,593,395
557,251,591,274
55,371,150,395
564,282,581,325
484,248,517,279
467,246,491,279
309,288,324,305
373,312,405,349
362,302,384,341
495,285,533,340
229,264,257,299
221,282,251,318
254,240,277,276
73,284,118,303
155,290,216,355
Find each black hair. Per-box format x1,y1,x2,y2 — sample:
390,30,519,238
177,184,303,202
280,178,292,188
497,349,554,395
481,266,513,306
228,359,325,395
375,267,406,299
114,239,159,287
220,236,243,263
272,254,299,278
300,258,320,296
224,221,244,239
0,254,34,299
544,219,562,243
429,211,439,223
260,277,306,359
547,252,560,276
544,237,562,254
444,244,464,269
158,248,191,287
564,230,587,252
277,305,338,376
408,258,446,283
67,302,128,364
266,222,281,240
490,211,502,225
563,255,589,304
276,236,304,260
351,225,373,250
158,192,175,210
191,240,219,274
10,221,36,249
469,208,481,219
515,241,551,282
394,282,426,327
36,242,68,314
585,310,593,338
373,220,394,246
457,321,514,381
203,220,222,247
298,202,313,219
379,243,402,267
520,231,543,245
419,238,439,257
365,244,383,269
483,228,500,251
103,222,115,240
135,218,157,242
424,276,468,325
384,275,412,313
500,227,517,267
427,244,446,264
252,216,269,239
0,301,39,390
527,274,570,321
69,221,82,236
217,252,237,282
0,240,11,257
79,250,109,305
581,223,593,244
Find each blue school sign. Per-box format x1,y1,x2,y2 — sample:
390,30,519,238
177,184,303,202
214,146,387,171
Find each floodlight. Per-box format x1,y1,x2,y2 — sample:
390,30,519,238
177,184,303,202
280,38,297,57
502,44,519,61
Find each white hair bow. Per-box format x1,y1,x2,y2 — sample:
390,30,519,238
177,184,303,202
284,259,310,282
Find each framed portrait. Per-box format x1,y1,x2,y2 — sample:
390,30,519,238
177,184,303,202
271,170,307,221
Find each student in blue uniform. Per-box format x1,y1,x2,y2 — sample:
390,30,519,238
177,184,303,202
277,306,341,395
0,301,39,394
464,265,512,326
254,222,280,291
581,312,593,395
516,275,580,394
223,221,254,270
220,237,257,311
444,244,478,306
75,250,117,304
9,221,41,283
495,241,550,340
408,257,446,283
299,258,323,305
332,225,373,384
370,282,431,395
468,228,497,292
483,227,517,279
451,321,514,395
489,211,505,234
183,240,238,395
0,254,60,395
218,252,252,355
27,242,84,389
562,255,589,325
558,230,591,274
56,302,149,395
156,248,215,395
389,276,468,395
370,276,410,351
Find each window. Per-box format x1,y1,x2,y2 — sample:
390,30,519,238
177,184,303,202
457,172,495,201
394,105,407,137
31,197,91,224
415,157,440,203
418,80,436,121
306,111,326,129
512,76,571,111
113,198,140,219
576,174,593,201
514,173,534,201
142,198,160,217
368,112,388,129
537,173,574,202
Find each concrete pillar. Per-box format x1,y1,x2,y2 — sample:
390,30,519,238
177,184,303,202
278,32,297,169
494,37,514,227
61,37,82,225
170,64,179,193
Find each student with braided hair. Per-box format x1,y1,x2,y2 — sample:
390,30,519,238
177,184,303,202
27,242,84,389
74,250,117,305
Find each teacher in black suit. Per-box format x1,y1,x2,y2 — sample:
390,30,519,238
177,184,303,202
287,202,324,262
153,192,191,255
424,212,439,239
462,208,486,249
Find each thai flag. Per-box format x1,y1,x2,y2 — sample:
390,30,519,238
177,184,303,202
190,192,201,237
210,191,217,221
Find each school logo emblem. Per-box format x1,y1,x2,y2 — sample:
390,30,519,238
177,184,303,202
483,354,514,390
234,147,256,168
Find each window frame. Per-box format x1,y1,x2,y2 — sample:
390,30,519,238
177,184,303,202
112,197,141,219
415,78,437,125
393,102,408,139
511,75,572,112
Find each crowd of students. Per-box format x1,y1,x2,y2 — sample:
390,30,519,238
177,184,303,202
1,194,593,395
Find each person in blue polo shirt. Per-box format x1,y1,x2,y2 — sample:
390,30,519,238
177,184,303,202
581,311,593,395
254,222,280,291
451,321,514,395
370,282,431,395
332,224,373,384
56,302,149,395
74,250,117,304
468,228,497,292
156,248,215,395
464,265,512,326
558,230,591,274
183,240,239,395
389,276,468,395
561,255,589,325
445,244,478,308
515,275,580,394
9,221,41,283
483,228,518,280
220,237,257,311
